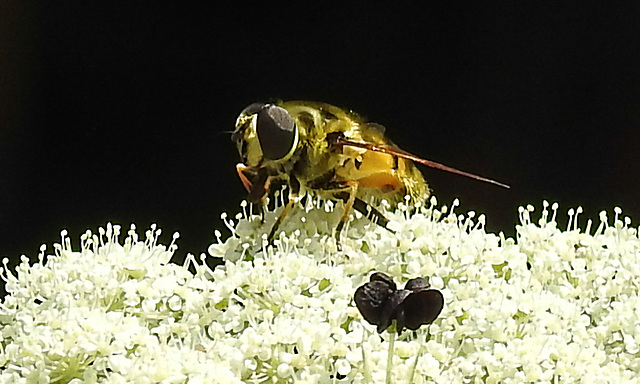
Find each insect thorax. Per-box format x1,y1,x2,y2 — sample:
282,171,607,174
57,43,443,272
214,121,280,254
286,109,430,208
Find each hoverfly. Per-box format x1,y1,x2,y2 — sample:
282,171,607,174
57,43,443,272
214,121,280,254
231,101,509,241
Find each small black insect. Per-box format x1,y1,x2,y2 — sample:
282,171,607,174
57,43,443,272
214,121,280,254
354,272,444,334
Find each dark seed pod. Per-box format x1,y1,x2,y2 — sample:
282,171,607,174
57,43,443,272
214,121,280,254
354,276,395,327
354,272,444,334
393,289,444,333
405,277,429,291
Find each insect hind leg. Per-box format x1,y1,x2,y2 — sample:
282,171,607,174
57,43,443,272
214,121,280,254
352,198,393,231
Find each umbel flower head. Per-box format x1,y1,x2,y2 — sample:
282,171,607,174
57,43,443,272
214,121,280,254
1,198,639,383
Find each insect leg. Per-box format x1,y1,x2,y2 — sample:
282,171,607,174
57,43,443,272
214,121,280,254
333,192,393,232
335,182,358,236
352,198,393,231
237,165,274,224
267,193,302,241
235,163,253,192
267,176,302,241
251,175,274,224
246,169,271,204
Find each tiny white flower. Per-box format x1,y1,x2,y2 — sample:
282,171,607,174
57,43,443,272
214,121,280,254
2,201,640,382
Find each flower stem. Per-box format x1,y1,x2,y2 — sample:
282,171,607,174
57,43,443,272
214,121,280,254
385,331,396,384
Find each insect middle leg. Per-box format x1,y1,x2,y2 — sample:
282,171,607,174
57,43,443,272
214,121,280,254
335,182,358,236
267,176,302,241
334,190,393,233
267,193,302,241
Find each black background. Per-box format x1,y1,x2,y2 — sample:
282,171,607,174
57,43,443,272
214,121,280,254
2,3,639,294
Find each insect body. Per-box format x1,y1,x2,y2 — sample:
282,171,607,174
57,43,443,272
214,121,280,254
231,101,508,240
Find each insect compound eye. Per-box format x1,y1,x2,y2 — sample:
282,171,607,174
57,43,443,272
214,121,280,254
255,104,298,161
232,103,267,143
232,103,268,160
240,102,268,116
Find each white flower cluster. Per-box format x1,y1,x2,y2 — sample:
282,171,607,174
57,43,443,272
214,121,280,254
1,198,639,383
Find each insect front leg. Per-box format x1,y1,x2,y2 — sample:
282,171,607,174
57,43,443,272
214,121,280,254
237,165,272,223
235,163,253,192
